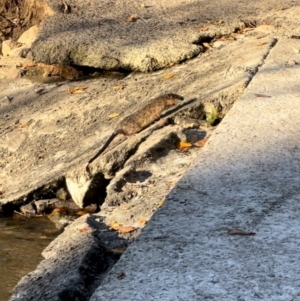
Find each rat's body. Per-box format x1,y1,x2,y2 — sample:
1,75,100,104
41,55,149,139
87,93,184,165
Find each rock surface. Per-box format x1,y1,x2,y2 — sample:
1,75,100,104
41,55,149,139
31,0,299,71
2,4,300,301
9,214,127,301
90,37,300,301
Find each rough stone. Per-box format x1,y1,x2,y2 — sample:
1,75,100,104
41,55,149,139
17,25,40,46
2,4,300,300
0,35,274,208
8,46,31,58
1,40,17,57
90,37,300,301
31,0,297,71
20,202,36,217
34,198,79,214
9,215,124,301
1,129,27,152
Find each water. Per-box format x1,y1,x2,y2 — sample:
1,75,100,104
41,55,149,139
0,215,59,301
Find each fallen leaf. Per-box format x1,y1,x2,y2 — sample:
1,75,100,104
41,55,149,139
227,228,256,236
163,73,176,79
117,272,126,279
177,141,192,149
76,210,88,216
105,247,126,255
109,112,120,119
257,41,267,46
18,124,28,129
68,87,88,94
254,93,272,98
78,226,93,233
202,42,212,48
139,218,148,225
110,221,120,230
157,200,164,207
51,207,68,215
113,85,125,91
193,138,209,148
126,14,138,22
117,226,137,233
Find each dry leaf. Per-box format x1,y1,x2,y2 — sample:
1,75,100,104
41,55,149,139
157,200,164,207
254,93,272,98
117,272,126,279
193,137,209,148
163,73,176,79
126,14,138,22
110,221,120,230
202,42,212,48
257,41,267,46
118,226,136,233
51,207,68,215
76,210,88,216
68,87,88,94
177,141,192,149
227,228,256,236
78,226,93,233
109,112,120,119
139,218,148,225
105,247,126,255
113,85,125,91
18,124,28,129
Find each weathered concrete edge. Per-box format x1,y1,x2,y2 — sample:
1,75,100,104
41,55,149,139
9,214,126,301
89,38,300,300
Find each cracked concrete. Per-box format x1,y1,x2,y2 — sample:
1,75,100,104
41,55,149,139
0,33,274,209
90,37,300,301
31,0,299,71
3,4,300,300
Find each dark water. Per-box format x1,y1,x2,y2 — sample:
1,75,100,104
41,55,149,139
0,216,59,301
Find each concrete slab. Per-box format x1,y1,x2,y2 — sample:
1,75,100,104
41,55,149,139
32,0,299,71
0,35,274,208
90,38,300,300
